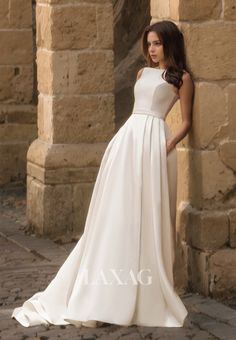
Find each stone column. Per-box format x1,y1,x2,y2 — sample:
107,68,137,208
151,0,236,297
27,0,114,239
0,0,37,185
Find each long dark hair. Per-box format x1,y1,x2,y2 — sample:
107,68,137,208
142,20,190,89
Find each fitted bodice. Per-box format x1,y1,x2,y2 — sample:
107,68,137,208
132,67,179,120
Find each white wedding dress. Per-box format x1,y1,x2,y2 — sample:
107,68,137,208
12,67,188,328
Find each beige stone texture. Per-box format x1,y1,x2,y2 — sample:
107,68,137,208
37,49,114,95
209,248,236,297
186,209,229,251
219,140,236,173
176,149,190,203
0,104,36,124
27,176,73,237
189,150,235,209
191,82,228,149
0,30,33,65
0,124,37,143
229,209,236,248
27,139,107,169
0,143,29,184
72,183,94,236
170,0,222,21
227,84,236,140
224,0,236,20
37,4,112,50
0,66,33,104
38,0,110,4
181,22,236,80
51,95,114,143
151,0,170,19
0,0,32,29
188,247,210,295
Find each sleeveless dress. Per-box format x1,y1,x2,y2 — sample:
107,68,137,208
12,67,188,328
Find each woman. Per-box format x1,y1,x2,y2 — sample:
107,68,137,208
12,20,194,328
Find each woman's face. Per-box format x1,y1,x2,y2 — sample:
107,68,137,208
147,31,165,65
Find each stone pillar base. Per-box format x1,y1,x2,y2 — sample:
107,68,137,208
26,139,107,239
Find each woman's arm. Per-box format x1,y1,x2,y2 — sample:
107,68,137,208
166,71,194,154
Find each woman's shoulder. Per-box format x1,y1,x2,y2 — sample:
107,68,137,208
136,67,145,80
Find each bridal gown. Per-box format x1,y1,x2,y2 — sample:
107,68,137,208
12,67,188,328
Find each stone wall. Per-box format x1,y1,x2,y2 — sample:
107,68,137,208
0,0,37,185
151,0,236,297
27,0,114,240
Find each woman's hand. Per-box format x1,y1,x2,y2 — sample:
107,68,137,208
166,139,176,155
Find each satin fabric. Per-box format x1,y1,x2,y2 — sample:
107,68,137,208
12,67,188,327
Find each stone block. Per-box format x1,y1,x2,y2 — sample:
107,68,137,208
0,65,33,104
9,0,32,28
38,0,110,4
0,124,37,143
37,49,114,95
227,83,236,140
229,209,236,247
72,183,94,236
0,30,33,64
224,0,236,20
191,82,228,148
95,3,113,49
188,247,210,295
181,22,236,80
189,150,235,209
219,140,236,172
0,104,37,124
37,4,97,50
37,94,53,143
209,248,236,297
186,209,229,251
27,139,106,169
151,0,170,19
176,149,190,204
0,0,9,28
27,177,73,237
0,142,29,185
51,94,114,143
170,0,222,20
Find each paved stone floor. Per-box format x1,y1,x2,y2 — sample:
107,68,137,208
0,185,236,340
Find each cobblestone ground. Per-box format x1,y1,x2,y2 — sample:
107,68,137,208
1,185,236,340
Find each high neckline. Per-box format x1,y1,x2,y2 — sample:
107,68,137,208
145,67,167,71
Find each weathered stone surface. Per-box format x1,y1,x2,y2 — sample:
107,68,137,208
0,104,36,124
37,49,114,95
0,30,33,65
170,0,222,20
72,183,94,236
0,66,33,104
188,247,210,295
227,84,236,140
27,139,107,169
0,124,37,143
37,3,113,50
0,143,29,184
189,150,235,209
187,210,229,251
51,95,114,143
219,140,236,172
209,248,236,297
181,22,236,80
27,177,73,237
224,0,236,20
151,0,170,19
191,82,228,149
229,209,236,248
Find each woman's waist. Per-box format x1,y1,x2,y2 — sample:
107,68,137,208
131,108,166,120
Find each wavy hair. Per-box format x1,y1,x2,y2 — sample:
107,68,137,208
142,20,190,89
